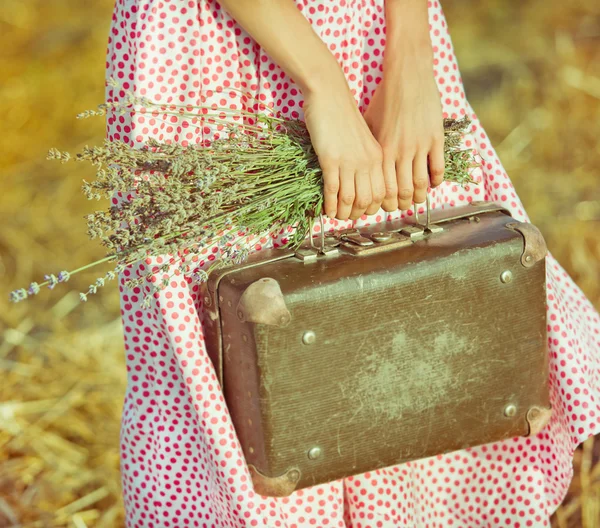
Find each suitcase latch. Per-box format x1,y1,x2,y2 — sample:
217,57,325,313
294,245,340,262
399,225,426,240
325,228,375,247
340,233,374,247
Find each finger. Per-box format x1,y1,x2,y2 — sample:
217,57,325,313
320,160,340,219
396,158,414,211
380,157,398,212
412,150,429,204
336,165,355,221
365,163,386,216
349,169,372,220
428,137,445,188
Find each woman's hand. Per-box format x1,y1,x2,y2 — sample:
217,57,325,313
363,0,445,212
303,77,387,221
363,57,445,212
214,0,386,221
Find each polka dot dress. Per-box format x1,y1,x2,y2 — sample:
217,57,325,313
105,0,600,526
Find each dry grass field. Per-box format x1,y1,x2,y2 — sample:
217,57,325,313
1,0,599,526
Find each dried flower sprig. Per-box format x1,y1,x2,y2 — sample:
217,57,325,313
9,82,480,309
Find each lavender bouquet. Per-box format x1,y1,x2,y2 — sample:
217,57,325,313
10,79,479,309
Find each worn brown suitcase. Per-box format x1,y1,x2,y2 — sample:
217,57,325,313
199,200,552,497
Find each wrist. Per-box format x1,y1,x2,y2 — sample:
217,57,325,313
384,0,433,65
297,55,348,96
383,38,434,78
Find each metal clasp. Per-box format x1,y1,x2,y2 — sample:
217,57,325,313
309,214,341,254
413,193,443,234
294,215,340,261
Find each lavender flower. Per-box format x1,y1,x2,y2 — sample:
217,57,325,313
44,274,59,289
28,282,41,296
232,248,250,265
57,271,71,282
218,234,234,248
9,289,28,302
192,269,209,282
142,296,153,309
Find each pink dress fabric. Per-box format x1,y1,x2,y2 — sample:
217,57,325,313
105,0,600,526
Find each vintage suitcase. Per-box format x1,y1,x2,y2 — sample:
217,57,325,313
199,200,552,497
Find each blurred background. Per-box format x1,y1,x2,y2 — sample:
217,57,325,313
1,0,599,526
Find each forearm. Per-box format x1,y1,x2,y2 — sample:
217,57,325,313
217,0,346,95
384,0,434,72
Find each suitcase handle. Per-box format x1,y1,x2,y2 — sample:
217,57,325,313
310,193,433,253
308,192,441,254
300,198,512,260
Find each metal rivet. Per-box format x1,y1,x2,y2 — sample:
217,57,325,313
302,331,316,345
242,334,248,342
504,404,517,417
371,232,392,243
249,446,254,454
500,270,513,284
227,300,232,307
219,295,224,302
237,310,244,320
288,469,300,481
525,254,533,263
308,447,322,460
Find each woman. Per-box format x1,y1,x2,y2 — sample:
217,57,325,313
105,0,600,526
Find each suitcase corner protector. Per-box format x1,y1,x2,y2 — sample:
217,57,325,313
248,464,302,497
504,221,548,267
237,277,291,326
525,405,552,436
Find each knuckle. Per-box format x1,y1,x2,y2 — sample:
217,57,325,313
357,157,373,172
431,131,444,145
319,155,340,170
372,189,386,203
370,159,383,172
430,166,445,179
398,188,413,201
384,181,398,197
398,143,415,158
380,143,396,159
370,146,384,164
413,177,429,189
323,181,340,194
355,196,372,209
340,193,355,206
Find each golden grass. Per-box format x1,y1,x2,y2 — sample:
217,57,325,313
0,0,598,526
